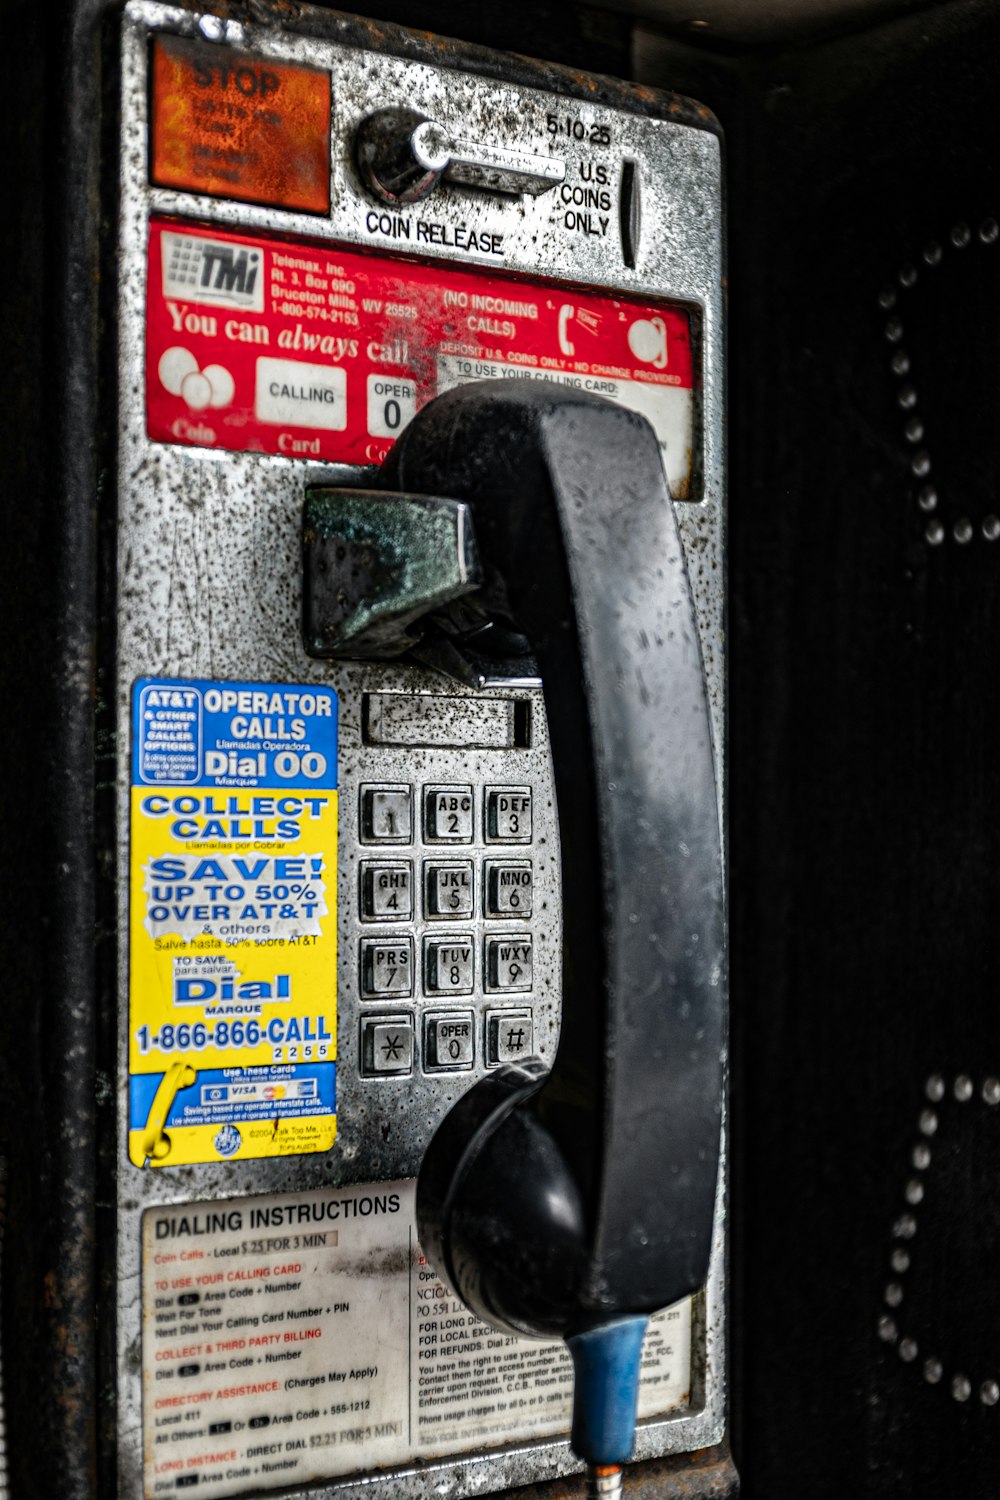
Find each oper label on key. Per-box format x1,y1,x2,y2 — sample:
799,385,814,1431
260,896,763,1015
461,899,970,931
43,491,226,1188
423,1011,475,1071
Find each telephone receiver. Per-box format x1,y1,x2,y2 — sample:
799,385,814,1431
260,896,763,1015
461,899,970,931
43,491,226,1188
305,381,724,1473
140,1059,197,1164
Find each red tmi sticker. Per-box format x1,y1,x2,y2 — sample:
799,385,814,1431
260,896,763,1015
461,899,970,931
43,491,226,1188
145,218,698,496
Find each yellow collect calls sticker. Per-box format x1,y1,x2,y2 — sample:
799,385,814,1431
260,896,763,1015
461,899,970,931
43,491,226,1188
128,677,338,1167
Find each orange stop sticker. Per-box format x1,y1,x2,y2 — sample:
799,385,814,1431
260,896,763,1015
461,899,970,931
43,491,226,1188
151,36,331,214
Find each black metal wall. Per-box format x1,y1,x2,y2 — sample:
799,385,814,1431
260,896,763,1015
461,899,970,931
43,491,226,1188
638,2,1000,1494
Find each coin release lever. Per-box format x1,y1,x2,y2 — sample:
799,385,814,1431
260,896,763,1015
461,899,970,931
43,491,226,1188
355,108,565,206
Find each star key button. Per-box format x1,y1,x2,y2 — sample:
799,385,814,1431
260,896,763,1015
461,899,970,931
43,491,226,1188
360,1015,414,1076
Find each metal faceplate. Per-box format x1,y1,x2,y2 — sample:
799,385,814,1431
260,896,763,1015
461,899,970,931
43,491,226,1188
114,5,726,1498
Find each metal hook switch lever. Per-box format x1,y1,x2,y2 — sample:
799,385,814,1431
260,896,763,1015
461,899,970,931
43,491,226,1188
355,109,566,206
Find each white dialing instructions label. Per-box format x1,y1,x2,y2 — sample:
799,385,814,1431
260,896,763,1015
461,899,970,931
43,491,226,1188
142,1181,691,1497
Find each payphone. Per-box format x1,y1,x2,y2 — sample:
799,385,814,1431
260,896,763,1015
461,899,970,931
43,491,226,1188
1,2,725,1497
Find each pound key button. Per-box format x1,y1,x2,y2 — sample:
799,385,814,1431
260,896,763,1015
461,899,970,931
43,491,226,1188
423,1011,475,1071
361,1015,414,1076
486,1009,533,1066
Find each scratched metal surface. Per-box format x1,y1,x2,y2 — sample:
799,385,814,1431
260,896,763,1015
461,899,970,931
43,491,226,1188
114,5,726,1496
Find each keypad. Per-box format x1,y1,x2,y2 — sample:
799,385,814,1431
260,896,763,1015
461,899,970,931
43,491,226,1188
353,783,542,1074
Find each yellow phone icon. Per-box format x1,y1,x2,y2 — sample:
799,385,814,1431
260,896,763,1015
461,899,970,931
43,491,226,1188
141,1059,196,1164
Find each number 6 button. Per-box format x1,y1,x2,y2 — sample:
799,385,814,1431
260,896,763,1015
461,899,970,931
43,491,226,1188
484,860,532,918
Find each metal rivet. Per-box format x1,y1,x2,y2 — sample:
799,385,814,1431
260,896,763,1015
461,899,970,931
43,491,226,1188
894,1213,918,1239
899,264,918,288
925,521,945,546
900,1338,919,1362
912,1142,931,1170
952,1374,972,1402
891,350,911,376
951,223,971,249
879,286,898,309
917,484,938,511
981,1381,1000,1406
984,1077,1000,1105
898,384,918,409
954,519,974,544
911,451,932,478
885,317,904,343
891,1247,911,1273
885,1282,904,1307
923,241,943,266
924,1357,943,1384
983,517,1000,542
905,1178,924,1205
878,1315,898,1342
954,1074,974,1101
904,417,925,443
980,219,999,245
926,1075,946,1102
919,1109,939,1135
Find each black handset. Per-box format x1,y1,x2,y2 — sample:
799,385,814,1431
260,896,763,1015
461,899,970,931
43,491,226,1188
309,379,725,1474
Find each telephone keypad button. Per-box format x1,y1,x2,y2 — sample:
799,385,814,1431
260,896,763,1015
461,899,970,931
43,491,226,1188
360,937,413,998
485,935,533,992
424,785,474,842
425,861,475,919
423,1011,475,1071
360,1015,414,1076
485,1009,533,1066
424,936,475,995
360,861,413,921
484,860,533,918
485,787,532,842
360,784,412,843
